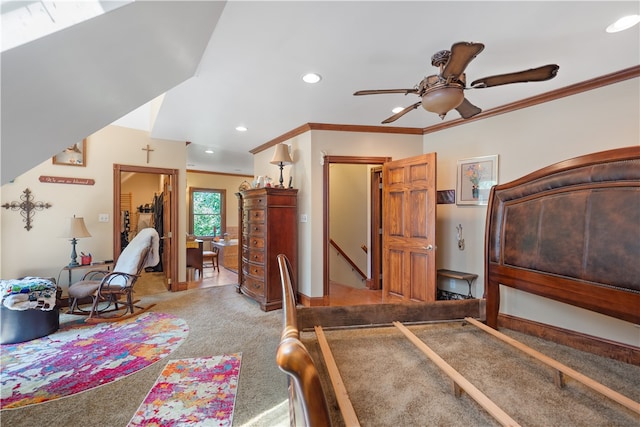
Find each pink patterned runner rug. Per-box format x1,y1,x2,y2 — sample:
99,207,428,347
128,354,242,427
1,312,189,410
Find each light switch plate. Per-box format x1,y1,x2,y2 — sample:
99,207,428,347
98,213,109,222
300,214,308,223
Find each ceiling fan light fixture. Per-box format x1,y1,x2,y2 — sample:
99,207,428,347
421,86,464,119
606,15,640,33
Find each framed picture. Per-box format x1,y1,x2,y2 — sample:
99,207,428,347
53,139,86,166
456,155,498,205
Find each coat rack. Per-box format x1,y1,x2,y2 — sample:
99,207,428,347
2,188,52,231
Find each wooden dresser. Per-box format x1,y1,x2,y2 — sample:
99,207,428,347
237,187,298,311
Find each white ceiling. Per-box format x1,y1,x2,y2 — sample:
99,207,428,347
4,1,640,181
148,1,639,174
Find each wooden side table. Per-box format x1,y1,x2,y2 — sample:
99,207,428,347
437,269,478,299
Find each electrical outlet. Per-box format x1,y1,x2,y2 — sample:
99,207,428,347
98,213,109,222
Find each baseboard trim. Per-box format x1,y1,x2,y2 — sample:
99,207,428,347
297,292,326,307
497,313,640,366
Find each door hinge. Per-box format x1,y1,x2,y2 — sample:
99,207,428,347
379,228,383,234
167,279,172,285
167,231,172,238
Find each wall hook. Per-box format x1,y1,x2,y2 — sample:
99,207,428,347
456,224,465,250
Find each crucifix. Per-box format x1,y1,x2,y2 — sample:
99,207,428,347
2,188,52,231
142,144,154,164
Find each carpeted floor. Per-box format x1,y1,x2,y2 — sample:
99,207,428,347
1,274,288,427
303,322,640,426
2,272,638,426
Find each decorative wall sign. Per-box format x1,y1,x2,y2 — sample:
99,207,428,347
1,188,52,231
52,139,86,166
39,176,95,185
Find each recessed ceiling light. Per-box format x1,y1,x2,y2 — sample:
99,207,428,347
302,73,322,84
392,107,404,114
606,14,640,33
205,149,214,154
235,126,247,132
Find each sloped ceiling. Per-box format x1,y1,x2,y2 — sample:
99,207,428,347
1,0,225,184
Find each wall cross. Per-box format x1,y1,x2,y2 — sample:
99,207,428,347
142,144,154,163
1,188,52,231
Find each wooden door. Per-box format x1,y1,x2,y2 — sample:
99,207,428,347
382,153,437,302
162,178,172,289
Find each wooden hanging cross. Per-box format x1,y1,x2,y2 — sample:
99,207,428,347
1,188,52,231
142,144,154,163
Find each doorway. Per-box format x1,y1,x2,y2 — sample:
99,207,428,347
113,164,179,291
322,156,390,299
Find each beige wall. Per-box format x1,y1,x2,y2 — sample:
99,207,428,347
425,77,640,345
253,130,424,297
329,163,369,288
0,125,188,289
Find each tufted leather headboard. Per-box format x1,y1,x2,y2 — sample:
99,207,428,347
485,146,640,328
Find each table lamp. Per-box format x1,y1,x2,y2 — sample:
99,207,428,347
63,215,91,267
270,143,293,188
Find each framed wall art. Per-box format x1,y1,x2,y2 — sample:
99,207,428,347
52,139,86,166
456,154,498,205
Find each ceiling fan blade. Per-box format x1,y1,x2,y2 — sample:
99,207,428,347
470,64,560,88
381,102,422,124
354,89,418,96
441,42,485,79
455,97,482,119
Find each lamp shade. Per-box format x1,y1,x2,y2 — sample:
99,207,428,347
63,216,91,238
270,143,293,165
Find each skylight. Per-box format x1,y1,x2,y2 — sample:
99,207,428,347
1,0,132,52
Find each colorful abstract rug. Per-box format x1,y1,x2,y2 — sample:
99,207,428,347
0,312,189,410
128,354,242,426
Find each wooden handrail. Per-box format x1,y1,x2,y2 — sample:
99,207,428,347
329,239,366,280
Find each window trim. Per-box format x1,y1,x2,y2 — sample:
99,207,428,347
188,187,226,237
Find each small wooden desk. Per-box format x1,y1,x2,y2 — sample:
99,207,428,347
437,269,478,299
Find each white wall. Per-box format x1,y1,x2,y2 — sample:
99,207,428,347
0,125,188,290
426,77,640,345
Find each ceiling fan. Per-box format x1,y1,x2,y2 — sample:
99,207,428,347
354,42,559,124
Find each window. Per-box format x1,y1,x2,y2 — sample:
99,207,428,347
189,187,226,237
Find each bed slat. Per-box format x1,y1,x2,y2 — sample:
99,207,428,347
465,317,640,415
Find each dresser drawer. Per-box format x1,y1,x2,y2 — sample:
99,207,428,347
243,248,265,264
242,276,265,297
244,263,265,278
247,222,265,235
247,209,265,223
244,196,267,208
248,236,265,249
